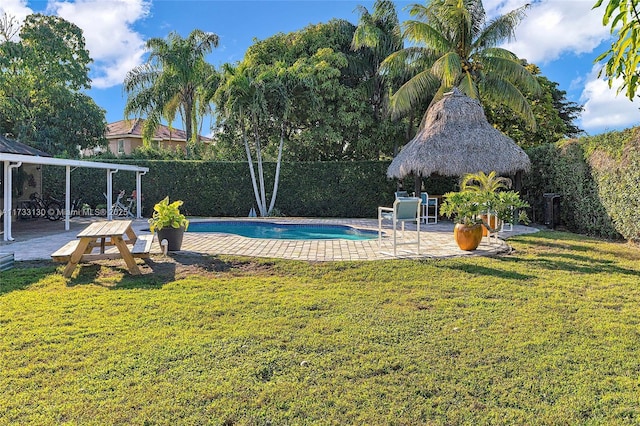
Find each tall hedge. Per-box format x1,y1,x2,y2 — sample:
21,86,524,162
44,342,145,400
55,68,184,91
42,130,640,243
42,160,457,219
523,142,619,239
523,127,640,242
586,129,640,243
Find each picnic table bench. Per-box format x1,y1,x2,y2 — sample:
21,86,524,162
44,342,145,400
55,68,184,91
51,220,154,278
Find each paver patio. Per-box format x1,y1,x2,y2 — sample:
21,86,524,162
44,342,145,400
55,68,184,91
0,217,539,262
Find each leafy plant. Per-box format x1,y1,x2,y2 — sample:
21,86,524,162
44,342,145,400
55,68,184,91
441,189,530,227
439,191,485,225
485,191,530,226
460,171,512,193
148,196,189,232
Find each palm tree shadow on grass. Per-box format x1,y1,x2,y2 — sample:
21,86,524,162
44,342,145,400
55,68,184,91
433,260,535,281
502,232,640,277
496,252,640,277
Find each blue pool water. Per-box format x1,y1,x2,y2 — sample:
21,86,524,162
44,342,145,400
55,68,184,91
187,221,377,240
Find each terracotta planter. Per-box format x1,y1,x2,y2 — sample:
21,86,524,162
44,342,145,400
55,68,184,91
454,223,483,251
157,226,185,251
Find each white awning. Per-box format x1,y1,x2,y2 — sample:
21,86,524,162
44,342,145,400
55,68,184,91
2,153,149,241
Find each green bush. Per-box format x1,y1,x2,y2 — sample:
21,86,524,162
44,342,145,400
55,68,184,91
43,160,455,219
523,141,619,238
585,129,640,243
523,127,640,241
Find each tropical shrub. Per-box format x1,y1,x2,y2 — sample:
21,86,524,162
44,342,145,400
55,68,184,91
148,196,189,232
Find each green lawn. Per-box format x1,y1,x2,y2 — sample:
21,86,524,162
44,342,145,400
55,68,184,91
1,231,640,425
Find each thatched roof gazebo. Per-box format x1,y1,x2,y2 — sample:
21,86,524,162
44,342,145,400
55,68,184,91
387,88,530,181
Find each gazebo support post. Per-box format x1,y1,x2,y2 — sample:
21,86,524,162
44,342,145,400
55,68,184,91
514,171,523,192
414,174,422,197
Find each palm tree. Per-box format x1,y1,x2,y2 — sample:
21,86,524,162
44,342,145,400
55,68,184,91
382,0,540,129
215,63,298,216
351,0,403,121
124,29,219,145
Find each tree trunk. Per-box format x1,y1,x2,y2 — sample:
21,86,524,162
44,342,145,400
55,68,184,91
252,117,267,216
184,99,193,144
243,124,262,216
268,124,285,215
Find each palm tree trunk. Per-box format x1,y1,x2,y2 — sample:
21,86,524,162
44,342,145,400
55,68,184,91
253,118,267,216
184,100,193,143
243,124,262,216
268,124,285,215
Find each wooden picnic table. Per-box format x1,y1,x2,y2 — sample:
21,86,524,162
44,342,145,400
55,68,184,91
52,220,153,278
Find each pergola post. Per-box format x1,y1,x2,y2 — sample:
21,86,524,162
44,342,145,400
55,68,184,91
106,169,118,221
3,161,22,241
135,171,146,219
64,165,71,231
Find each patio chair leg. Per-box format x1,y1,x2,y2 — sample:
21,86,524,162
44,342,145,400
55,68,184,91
393,223,397,256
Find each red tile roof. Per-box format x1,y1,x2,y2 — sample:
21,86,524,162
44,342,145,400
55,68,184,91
106,119,212,143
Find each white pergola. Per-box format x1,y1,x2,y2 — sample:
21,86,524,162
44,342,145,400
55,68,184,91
2,153,149,241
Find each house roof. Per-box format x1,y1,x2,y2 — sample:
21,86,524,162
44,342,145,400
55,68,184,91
0,134,52,157
106,119,212,143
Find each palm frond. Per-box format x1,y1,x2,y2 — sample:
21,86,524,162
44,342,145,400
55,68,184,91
389,69,440,119
123,64,160,92
380,46,435,82
431,51,462,87
402,20,452,54
474,4,529,50
481,52,541,95
460,170,512,192
457,73,479,98
463,0,487,36
141,113,161,144
481,75,536,130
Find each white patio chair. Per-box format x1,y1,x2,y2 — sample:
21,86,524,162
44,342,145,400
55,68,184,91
420,193,438,224
378,197,421,256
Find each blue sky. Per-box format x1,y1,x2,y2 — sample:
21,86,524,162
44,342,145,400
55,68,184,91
3,0,640,136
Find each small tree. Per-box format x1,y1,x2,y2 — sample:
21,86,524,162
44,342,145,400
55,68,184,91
0,13,106,155
215,63,304,216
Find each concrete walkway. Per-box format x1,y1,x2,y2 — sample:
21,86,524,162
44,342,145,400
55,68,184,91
0,217,539,262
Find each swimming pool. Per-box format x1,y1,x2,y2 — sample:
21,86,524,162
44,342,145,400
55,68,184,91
187,221,378,240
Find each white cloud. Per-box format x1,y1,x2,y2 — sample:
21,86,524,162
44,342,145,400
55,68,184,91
49,0,151,88
498,0,611,65
579,67,640,133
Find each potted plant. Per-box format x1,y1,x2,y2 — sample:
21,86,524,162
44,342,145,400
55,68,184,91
148,196,189,251
440,189,530,251
439,191,486,250
460,171,512,236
